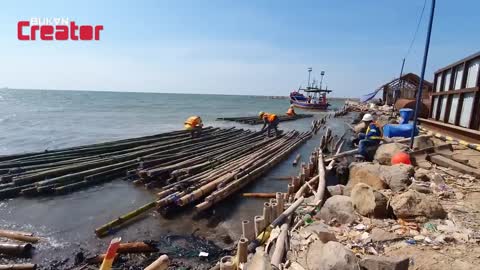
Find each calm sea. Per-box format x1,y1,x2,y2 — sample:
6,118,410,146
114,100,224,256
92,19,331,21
0,89,344,154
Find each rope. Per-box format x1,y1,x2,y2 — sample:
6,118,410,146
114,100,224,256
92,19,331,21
404,0,427,60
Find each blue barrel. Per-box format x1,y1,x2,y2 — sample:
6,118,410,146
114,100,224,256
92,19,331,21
383,123,419,138
399,108,414,124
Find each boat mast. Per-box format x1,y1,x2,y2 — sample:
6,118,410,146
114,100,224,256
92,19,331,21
307,67,312,89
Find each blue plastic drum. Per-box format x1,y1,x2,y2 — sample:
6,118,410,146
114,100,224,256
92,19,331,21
399,108,414,124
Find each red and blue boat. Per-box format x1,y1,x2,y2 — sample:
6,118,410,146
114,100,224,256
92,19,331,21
290,69,332,110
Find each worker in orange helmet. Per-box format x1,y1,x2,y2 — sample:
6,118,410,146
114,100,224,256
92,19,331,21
184,116,203,138
259,111,280,137
286,105,296,117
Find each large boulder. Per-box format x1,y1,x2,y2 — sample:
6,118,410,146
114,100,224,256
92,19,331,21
374,143,409,165
348,163,388,190
391,190,446,219
381,164,414,192
316,195,357,224
359,255,409,270
306,241,360,270
350,183,391,218
348,163,413,192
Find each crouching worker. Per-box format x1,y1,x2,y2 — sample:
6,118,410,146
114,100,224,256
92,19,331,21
286,105,296,117
184,116,203,138
259,111,280,137
356,114,382,161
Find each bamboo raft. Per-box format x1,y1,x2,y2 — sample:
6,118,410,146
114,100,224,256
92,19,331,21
216,114,313,125
0,127,310,201
95,127,315,237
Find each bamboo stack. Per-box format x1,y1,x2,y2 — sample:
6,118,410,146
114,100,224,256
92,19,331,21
95,129,313,237
0,128,251,198
216,114,313,125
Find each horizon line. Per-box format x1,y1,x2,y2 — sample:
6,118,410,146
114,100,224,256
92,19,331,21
2,87,357,100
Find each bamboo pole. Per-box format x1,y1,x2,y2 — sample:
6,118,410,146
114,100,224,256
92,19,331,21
254,216,265,236
237,237,248,264
0,264,37,270
270,221,289,268
242,193,276,198
247,197,304,253
0,230,39,243
219,256,235,270
144,255,169,270
242,220,254,242
314,149,326,205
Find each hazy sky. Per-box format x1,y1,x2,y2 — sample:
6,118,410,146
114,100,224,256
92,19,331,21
1,0,479,97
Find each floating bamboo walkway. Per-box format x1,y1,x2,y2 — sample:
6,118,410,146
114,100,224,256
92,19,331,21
217,114,313,125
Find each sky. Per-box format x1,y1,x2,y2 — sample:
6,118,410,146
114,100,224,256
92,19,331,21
0,0,479,97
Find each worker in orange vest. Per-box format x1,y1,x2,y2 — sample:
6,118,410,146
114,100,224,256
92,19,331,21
184,116,203,138
259,111,280,137
286,105,296,117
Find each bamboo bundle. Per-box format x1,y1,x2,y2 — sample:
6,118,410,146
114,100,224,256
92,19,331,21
2,127,300,200
95,129,313,236
216,114,313,125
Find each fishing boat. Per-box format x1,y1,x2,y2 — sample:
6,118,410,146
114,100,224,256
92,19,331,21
290,68,332,110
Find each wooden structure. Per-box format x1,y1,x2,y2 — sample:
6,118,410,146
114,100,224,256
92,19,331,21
420,51,480,143
380,73,432,105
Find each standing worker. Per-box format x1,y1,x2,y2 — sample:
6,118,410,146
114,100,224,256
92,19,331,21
259,111,280,138
184,116,203,138
355,113,382,160
286,105,296,117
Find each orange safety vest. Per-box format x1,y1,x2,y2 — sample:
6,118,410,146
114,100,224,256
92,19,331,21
263,113,278,123
286,108,295,116
184,116,203,130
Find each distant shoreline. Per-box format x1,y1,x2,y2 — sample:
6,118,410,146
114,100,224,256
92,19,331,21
1,87,358,100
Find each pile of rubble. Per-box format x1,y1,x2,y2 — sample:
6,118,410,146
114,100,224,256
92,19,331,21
284,138,480,270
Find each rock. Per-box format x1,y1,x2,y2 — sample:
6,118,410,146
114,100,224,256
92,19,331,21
414,168,431,181
348,163,388,190
350,183,391,218
409,182,431,193
417,160,433,170
300,221,337,243
370,228,403,242
327,184,345,196
359,255,409,270
306,241,360,270
348,163,413,192
412,136,434,150
413,235,426,242
374,143,409,165
316,195,357,224
431,173,446,185
391,190,446,219
381,164,414,192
